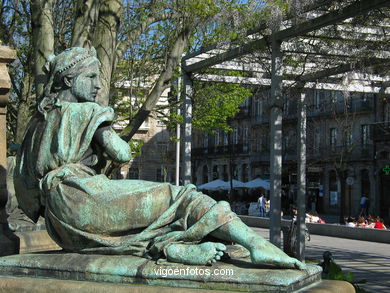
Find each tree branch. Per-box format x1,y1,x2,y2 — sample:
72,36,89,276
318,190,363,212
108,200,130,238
120,25,191,141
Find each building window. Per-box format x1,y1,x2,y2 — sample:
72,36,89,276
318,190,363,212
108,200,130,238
384,102,390,124
256,137,262,152
314,128,320,153
283,135,289,150
243,127,248,151
361,169,370,197
223,165,228,181
223,132,228,146
331,91,343,104
314,91,322,110
361,124,370,147
156,119,165,127
241,97,249,114
203,133,208,148
203,165,208,184
232,127,238,145
253,98,263,120
212,165,219,180
283,99,290,115
140,117,149,128
156,167,163,182
345,130,353,147
242,164,248,182
257,100,263,118
330,128,337,149
214,131,220,147
157,142,168,155
329,170,338,207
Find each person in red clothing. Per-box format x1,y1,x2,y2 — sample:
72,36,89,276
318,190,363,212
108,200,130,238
374,217,387,229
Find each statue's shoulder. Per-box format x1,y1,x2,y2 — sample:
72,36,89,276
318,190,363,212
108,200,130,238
60,101,114,117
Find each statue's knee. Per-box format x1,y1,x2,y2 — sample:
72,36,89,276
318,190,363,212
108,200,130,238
217,201,232,210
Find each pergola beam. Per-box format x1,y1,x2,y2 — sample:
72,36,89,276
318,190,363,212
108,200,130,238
183,0,389,73
194,74,390,94
274,0,389,41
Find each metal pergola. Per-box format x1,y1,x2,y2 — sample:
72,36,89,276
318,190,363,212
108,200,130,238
178,0,390,260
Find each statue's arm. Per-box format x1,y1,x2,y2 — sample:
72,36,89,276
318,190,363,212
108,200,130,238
93,126,131,163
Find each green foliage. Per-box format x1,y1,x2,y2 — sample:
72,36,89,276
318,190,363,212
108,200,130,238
165,112,184,130
192,77,252,133
130,139,143,158
181,0,219,19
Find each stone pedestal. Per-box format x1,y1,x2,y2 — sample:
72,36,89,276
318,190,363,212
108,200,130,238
0,45,18,256
0,250,322,292
0,250,356,292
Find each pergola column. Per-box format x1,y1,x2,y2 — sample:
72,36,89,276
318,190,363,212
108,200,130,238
297,91,307,261
269,39,283,247
182,73,193,185
175,77,181,186
0,45,18,256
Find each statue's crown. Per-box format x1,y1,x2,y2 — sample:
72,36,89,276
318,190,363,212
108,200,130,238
57,47,96,74
58,54,92,74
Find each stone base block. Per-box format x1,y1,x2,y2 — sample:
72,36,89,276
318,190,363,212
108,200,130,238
298,280,355,293
15,230,60,253
0,276,355,293
0,251,323,292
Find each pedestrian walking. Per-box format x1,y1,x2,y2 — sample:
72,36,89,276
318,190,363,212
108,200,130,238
359,194,369,217
257,193,266,217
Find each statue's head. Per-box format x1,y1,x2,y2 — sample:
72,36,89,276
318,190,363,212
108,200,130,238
43,47,101,103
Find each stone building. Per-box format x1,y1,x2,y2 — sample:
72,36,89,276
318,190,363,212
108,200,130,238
192,87,390,220
112,88,176,183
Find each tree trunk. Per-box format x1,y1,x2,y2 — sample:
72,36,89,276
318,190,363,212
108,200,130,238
30,0,54,100
120,26,191,141
15,74,34,144
71,0,100,48
337,169,347,224
92,0,122,106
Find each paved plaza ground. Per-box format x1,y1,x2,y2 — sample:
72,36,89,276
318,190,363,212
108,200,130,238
253,227,390,293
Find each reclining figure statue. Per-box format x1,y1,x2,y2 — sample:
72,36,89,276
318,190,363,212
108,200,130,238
14,47,304,269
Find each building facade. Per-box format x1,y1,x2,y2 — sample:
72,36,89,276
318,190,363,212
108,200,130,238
112,88,176,183
192,88,390,220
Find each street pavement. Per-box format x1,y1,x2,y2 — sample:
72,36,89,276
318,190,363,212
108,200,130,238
253,227,390,293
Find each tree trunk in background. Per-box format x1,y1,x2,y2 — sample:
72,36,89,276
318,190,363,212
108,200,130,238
15,74,34,144
337,169,347,224
71,0,100,48
92,0,122,106
30,0,54,100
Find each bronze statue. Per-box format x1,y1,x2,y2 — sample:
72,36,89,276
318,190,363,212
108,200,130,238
14,47,304,269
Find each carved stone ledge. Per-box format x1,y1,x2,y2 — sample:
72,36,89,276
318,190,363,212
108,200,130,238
0,45,17,256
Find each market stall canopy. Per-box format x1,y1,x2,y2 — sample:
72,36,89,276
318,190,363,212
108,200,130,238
197,179,246,190
243,178,270,190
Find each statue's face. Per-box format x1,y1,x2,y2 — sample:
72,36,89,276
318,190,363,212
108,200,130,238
71,59,101,102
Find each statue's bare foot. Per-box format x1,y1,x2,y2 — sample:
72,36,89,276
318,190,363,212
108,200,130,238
165,242,226,265
250,245,306,270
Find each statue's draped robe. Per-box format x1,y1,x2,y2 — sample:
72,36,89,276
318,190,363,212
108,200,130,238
14,101,236,258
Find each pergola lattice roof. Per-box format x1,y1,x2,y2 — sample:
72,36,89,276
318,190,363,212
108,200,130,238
182,0,390,94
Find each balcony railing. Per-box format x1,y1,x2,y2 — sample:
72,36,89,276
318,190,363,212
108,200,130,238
308,99,373,118
307,144,374,160
192,143,249,157
251,115,269,125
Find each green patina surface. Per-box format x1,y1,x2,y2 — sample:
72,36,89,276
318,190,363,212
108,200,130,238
12,47,311,282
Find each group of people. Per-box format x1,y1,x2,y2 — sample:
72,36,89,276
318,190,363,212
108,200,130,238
257,193,270,217
345,215,387,229
305,211,326,224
